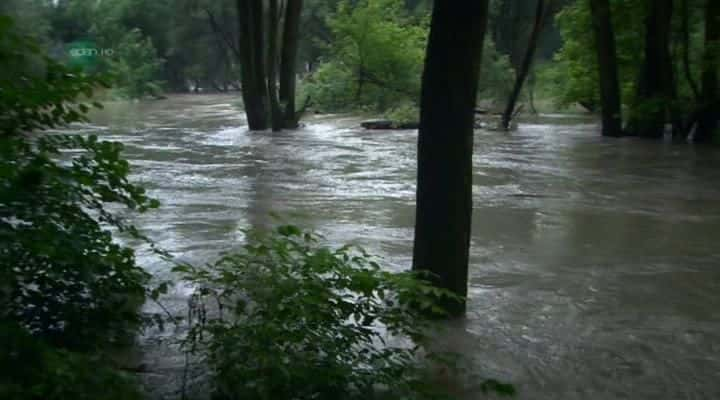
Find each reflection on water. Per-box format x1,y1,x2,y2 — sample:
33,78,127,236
85,94,720,399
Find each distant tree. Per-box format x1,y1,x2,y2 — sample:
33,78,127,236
237,0,270,130
280,0,304,128
412,0,489,316
501,0,551,130
695,0,719,142
237,0,305,131
627,0,676,138
589,0,623,136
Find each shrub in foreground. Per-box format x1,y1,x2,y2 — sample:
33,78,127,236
178,225,514,400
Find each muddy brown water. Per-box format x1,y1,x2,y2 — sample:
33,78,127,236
80,94,720,399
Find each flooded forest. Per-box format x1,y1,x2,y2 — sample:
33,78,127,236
1,1,719,400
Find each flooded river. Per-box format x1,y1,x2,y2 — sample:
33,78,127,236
84,94,720,399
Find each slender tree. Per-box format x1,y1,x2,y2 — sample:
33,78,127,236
412,0,489,316
589,0,623,137
628,0,675,138
695,0,720,143
501,0,550,130
267,0,284,131
279,0,304,128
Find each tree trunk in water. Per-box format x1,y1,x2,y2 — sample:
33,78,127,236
589,0,623,137
501,0,548,130
237,0,270,131
280,0,303,129
267,0,284,132
695,0,720,143
412,1,489,316
681,0,700,100
629,0,675,138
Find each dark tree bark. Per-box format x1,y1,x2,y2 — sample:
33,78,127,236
501,0,549,130
279,0,304,128
589,0,623,137
412,1,489,316
681,0,700,100
695,0,720,143
237,0,270,130
628,0,676,138
267,0,284,132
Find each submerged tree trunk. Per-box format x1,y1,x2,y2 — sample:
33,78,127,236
412,1,489,316
628,0,675,139
267,0,284,132
279,0,303,128
695,0,720,143
681,0,700,100
589,0,623,137
237,0,270,130
501,0,548,130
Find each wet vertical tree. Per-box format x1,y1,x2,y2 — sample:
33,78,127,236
279,0,304,128
695,0,719,143
501,0,551,130
412,0,489,316
237,0,270,130
628,0,676,138
237,0,304,131
589,0,623,137
267,0,284,131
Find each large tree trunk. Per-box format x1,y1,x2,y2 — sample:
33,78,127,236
412,1,489,316
628,0,675,138
501,0,548,130
279,0,303,129
237,0,270,131
695,0,720,143
589,0,623,137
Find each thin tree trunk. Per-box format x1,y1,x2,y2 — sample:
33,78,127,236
681,0,700,100
589,0,623,137
501,0,549,130
412,1,489,316
267,0,284,131
628,0,675,138
279,0,303,128
695,0,720,142
237,0,270,130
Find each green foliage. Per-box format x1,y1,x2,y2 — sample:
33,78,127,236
304,0,427,112
177,224,488,400
546,0,644,109
478,37,515,102
0,322,143,400
385,102,420,125
104,28,165,99
1,16,155,399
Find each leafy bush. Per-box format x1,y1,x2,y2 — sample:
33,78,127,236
104,28,164,99
1,15,156,399
177,225,479,400
0,322,143,400
304,0,427,113
385,102,420,125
